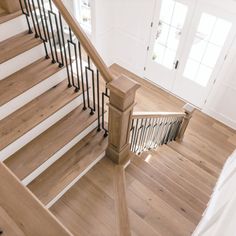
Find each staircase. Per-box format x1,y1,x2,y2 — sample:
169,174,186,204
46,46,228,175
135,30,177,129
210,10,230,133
0,0,109,223
0,0,198,235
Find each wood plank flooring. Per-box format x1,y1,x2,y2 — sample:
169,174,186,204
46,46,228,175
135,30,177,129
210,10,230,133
28,129,108,205
0,57,62,106
50,64,236,236
4,103,98,180
0,31,41,64
0,80,80,150
0,9,22,24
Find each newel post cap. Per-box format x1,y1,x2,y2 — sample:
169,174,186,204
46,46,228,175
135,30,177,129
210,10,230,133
107,75,140,99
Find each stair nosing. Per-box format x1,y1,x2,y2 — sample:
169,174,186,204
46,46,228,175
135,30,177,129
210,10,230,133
4,104,101,181
0,80,83,151
27,127,107,206
0,31,42,64
0,57,64,106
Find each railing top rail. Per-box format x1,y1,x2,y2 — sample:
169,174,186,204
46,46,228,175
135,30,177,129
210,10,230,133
132,111,186,119
52,0,114,83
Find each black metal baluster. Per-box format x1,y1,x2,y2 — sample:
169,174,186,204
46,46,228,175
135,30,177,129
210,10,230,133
36,0,49,59
97,70,101,131
53,13,64,67
135,119,144,154
156,117,164,147
147,118,155,150
48,11,60,65
41,0,56,63
86,56,95,114
146,118,154,150
130,119,135,150
102,86,109,137
27,0,39,38
31,0,42,38
19,0,33,34
67,29,76,88
131,119,139,152
59,13,71,87
78,42,86,109
142,119,149,152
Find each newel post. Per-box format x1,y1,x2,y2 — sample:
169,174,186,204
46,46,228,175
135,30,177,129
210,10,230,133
106,75,140,164
177,103,195,141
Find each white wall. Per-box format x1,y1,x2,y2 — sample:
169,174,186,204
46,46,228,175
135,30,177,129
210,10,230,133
203,36,236,130
112,0,156,76
92,0,236,129
93,0,116,66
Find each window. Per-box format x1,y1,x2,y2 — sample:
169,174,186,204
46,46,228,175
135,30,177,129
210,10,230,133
152,0,188,69
75,0,92,33
183,13,232,87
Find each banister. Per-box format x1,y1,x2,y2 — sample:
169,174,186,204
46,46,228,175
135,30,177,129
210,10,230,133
132,111,186,119
52,0,114,83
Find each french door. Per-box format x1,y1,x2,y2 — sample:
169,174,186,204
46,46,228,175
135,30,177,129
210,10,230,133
145,0,196,91
145,0,236,108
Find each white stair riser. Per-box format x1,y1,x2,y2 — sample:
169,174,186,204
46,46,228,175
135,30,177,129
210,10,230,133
23,120,100,186
0,94,84,161
46,152,105,209
0,43,45,80
0,15,28,42
0,68,67,120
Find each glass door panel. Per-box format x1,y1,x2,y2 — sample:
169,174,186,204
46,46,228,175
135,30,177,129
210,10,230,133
183,13,232,87
145,0,194,90
172,4,236,108
153,0,188,69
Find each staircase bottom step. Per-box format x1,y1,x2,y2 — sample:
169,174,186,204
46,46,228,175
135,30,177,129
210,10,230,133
28,129,108,207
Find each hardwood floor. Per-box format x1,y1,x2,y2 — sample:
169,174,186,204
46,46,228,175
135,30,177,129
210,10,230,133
50,64,236,236
0,31,42,64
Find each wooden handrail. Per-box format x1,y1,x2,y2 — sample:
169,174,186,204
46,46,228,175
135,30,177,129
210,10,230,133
132,111,186,119
52,0,114,83
0,162,72,236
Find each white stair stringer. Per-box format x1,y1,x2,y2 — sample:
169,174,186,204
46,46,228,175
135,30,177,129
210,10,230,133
0,94,84,161
0,68,67,120
0,43,45,80
46,151,105,209
23,120,100,186
0,14,28,42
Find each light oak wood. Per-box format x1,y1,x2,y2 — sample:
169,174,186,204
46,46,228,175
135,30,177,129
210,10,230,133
4,103,98,180
177,104,196,141
0,31,41,64
106,75,140,164
0,9,21,24
0,0,21,13
114,164,131,236
52,0,113,83
28,128,108,205
0,57,62,106
132,111,185,119
0,162,72,236
0,80,81,150
43,64,236,236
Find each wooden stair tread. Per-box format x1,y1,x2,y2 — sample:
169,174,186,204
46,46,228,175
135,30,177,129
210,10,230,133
0,57,62,106
4,104,98,180
131,155,206,213
168,141,221,178
0,9,22,24
144,149,212,201
126,161,201,224
113,165,131,236
28,129,108,205
0,80,81,150
153,145,216,187
0,162,71,236
0,31,42,64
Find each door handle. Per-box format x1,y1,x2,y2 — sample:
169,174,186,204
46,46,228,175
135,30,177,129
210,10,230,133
174,60,179,70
